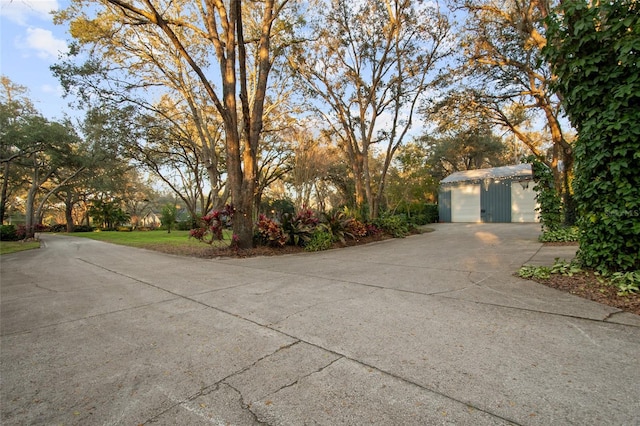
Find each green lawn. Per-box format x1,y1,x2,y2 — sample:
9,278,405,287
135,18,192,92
65,229,231,250
0,240,41,255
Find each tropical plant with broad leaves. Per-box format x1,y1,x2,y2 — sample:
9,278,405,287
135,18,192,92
255,214,287,248
281,208,320,247
189,204,235,245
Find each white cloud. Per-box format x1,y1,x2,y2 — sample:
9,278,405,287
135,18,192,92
41,83,62,95
18,26,67,59
0,0,59,25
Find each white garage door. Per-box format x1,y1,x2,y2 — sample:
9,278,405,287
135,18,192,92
511,180,539,222
451,184,481,222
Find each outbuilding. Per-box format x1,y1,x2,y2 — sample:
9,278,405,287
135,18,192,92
438,164,539,223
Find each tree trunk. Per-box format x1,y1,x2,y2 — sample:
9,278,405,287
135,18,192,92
349,149,366,215
0,162,9,224
206,163,224,211
374,165,391,220
234,190,255,249
65,191,74,232
25,177,38,239
362,148,377,220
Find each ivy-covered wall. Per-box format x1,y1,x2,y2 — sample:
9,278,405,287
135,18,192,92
544,0,640,272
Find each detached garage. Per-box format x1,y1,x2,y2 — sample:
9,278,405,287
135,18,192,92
438,164,539,223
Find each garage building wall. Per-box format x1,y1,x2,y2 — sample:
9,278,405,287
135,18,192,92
438,164,538,223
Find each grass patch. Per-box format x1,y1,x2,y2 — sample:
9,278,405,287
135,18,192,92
64,229,231,250
0,240,40,255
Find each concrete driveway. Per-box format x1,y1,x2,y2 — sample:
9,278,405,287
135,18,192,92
1,223,639,425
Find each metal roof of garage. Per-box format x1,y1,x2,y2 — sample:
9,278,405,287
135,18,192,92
440,164,533,184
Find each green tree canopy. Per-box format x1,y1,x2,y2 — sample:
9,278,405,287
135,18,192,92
422,127,510,181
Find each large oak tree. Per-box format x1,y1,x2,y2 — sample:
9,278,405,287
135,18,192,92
57,0,294,248
291,0,453,219
453,0,574,211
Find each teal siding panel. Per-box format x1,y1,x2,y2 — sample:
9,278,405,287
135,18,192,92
481,180,512,223
438,187,452,222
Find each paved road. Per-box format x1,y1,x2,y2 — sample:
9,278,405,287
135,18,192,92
1,223,639,425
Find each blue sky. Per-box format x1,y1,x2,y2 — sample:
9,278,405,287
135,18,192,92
1,0,72,120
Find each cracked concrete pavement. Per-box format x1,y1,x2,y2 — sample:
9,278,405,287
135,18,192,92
1,223,639,425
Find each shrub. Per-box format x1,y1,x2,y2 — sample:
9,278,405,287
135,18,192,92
365,223,383,237
34,224,51,233
189,204,235,245
15,225,27,240
411,204,439,225
609,271,640,296
524,156,563,232
282,208,320,246
373,214,409,238
539,227,579,243
423,204,439,224
255,214,287,247
73,225,94,233
394,203,439,225
189,227,207,241
519,259,581,280
0,225,18,241
346,218,368,239
408,214,425,226
50,224,67,233
176,220,193,231
305,230,334,252
518,265,551,279
322,210,354,243
117,226,133,232
550,259,582,276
